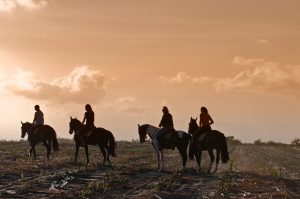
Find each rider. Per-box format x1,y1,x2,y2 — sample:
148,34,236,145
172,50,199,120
193,107,214,143
82,104,95,135
156,106,175,148
28,105,44,137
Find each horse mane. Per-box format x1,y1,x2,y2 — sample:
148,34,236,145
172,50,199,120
71,118,82,126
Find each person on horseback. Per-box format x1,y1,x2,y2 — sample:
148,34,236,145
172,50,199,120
156,106,175,149
79,104,95,145
28,105,44,138
199,106,214,133
195,106,214,140
190,107,214,159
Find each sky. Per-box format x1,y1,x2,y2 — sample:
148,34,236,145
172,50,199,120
1,0,300,143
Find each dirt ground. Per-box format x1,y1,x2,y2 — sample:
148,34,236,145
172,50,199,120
0,139,299,198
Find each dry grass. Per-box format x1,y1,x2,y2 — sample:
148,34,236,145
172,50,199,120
0,139,299,198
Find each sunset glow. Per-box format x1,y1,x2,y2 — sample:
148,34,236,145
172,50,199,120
1,0,300,142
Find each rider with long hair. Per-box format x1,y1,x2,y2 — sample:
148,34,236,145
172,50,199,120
79,104,95,145
199,106,214,132
82,104,95,135
193,106,214,140
190,106,214,159
157,106,175,148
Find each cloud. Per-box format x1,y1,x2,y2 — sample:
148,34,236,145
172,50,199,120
257,38,272,46
0,0,47,12
104,96,146,113
216,60,300,96
232,56,264,66
160,57,300,98
3,66,110,104
160,72,214,84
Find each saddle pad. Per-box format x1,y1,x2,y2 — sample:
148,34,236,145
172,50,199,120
163,133,172,139
198,133,207,141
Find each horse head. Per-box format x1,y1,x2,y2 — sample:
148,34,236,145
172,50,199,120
138,124,148,143
21,121,32,138
188,117,199,134
69,116,82,134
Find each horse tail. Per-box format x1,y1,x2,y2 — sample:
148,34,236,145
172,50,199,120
220,134,229,163
51,129,59,152
188,133,194,160
107,131,116,157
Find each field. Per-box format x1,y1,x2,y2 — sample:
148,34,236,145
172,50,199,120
0,139,300,198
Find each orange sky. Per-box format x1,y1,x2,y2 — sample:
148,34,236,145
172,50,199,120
1,0,300,142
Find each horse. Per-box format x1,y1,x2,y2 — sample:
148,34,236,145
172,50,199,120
188,117,229,173
21,121,59,159
69,117,116,165
138,124,191,171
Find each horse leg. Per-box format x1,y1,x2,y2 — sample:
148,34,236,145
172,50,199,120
74,144,79,163
160,150,164,171
178,146,187,170
84,145,89,165
214,149,220,173
99,145,106,164
32,145,37,159
156,150,160,171
43,141,50,160
195,151,202,173
207,149,215,174
29,148,33,158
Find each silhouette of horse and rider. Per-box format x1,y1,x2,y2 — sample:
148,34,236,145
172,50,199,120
69,104,116,165
20,104,229,172
138,106,229,173
21,105,59,159
21,104,116,164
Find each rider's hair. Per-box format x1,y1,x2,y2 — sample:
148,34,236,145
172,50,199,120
162,106,169,113
201,106,208,114
85,104,92,111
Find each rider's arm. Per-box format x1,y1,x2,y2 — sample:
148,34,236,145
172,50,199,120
208,114,214,125
159,115,165,128
33,112,37,124
82,113,86,124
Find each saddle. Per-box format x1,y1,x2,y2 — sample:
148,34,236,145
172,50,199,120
198,132,208,142
160,131,178,150
32,125,43,135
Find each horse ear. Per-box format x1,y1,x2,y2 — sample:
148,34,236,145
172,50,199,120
21,121,23,124
70,116,72,120
138,124,140,128
195,117,198,121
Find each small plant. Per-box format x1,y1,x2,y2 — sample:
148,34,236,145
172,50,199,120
81,182,95,198
155,172,182,191
217,172,235,198
270,165,283,181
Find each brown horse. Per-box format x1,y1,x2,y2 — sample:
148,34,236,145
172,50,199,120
69,117,116,164
21,121,59,159
188,117,229,173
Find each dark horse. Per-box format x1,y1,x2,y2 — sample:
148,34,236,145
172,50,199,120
69,117,116,164
138,124,191,171
189,117,229,173
21,121,59,159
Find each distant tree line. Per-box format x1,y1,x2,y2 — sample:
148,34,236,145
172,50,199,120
225,136,300,146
